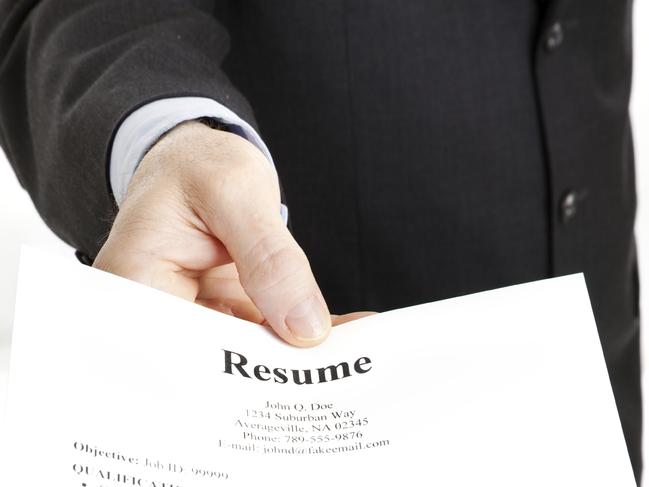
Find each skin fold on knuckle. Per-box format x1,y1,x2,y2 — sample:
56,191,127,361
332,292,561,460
187,161,279,236
238,233,314,303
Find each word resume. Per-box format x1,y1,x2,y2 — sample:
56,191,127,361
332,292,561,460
0,246,635,486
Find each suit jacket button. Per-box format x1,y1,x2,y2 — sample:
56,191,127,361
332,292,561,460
544,22,564,51
560,190,578,222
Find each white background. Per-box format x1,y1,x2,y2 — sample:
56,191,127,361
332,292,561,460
0,4,648,480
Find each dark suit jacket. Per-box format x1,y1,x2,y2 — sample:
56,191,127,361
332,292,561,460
0,0,640,480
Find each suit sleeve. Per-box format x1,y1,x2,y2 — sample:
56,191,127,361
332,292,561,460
0,0,259,258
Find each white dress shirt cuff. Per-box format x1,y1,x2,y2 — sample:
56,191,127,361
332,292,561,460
110,96,288,223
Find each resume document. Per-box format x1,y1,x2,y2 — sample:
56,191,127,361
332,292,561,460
0,247,635,486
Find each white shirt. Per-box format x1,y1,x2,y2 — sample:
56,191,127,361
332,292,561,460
110,96,288,223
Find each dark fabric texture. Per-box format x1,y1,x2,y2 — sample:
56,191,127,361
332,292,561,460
0,0,641,481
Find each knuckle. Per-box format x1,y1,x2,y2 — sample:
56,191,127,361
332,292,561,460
186,157,280,224
239,232,311,297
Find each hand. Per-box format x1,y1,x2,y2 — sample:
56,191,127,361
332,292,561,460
196,263,374,327
94,121,372,346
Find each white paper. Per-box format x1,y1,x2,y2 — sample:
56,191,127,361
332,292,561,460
0,246,635,486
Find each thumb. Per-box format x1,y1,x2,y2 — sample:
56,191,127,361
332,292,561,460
192,164,331,347
234,224,332,347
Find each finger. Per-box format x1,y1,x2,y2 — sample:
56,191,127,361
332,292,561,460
93,174,235,299
189,148,331,347
196,264,248,302
94,240,200,302
195,264,264,323
331,311,377,326
197,298,264,323
93,205,230,302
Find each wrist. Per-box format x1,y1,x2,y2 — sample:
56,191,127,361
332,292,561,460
125,120,274,207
